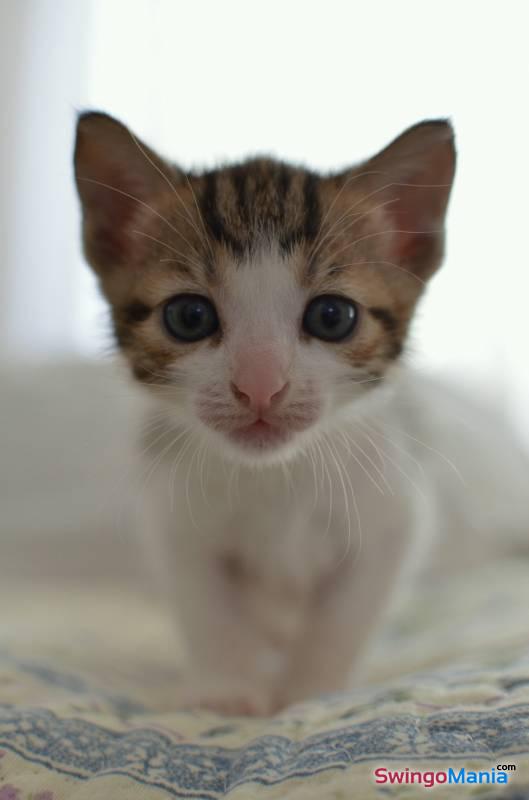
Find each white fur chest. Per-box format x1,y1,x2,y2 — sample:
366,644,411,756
144,415,421,592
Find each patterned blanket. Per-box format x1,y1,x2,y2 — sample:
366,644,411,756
1,559,528,799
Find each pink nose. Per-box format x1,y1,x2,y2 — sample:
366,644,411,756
231,373,289,413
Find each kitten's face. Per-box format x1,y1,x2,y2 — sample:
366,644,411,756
74,114,455,464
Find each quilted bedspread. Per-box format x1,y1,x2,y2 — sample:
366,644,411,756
1,558,529,799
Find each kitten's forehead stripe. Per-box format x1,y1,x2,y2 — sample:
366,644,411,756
276,164,292,220
199,171,245,257
231,166,249,227
302,172,321,241
198,171,219,241
197,159,321,259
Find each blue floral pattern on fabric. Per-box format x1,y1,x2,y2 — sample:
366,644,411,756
1,703,529,797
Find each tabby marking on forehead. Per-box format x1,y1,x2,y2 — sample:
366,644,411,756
196,159,321,258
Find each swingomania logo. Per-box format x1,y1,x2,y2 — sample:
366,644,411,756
373,763,517,789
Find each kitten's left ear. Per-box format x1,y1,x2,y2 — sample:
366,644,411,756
74,111,177,274
352,119,456,279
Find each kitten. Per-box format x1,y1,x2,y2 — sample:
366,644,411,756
74,113,455,714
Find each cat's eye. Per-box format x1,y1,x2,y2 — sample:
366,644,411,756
163,294,219,342
303,294,357,342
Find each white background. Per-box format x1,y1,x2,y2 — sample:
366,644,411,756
1,0,528,428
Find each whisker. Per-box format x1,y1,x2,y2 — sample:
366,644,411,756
315,177,450,265
128,129,207,259
322,434,352,564
338,430,390,496
184,438,203,530
77,177,203,260
331,258,426,287
168,429,196,513
359,426,427,501
359,419,426,480
312,196,398,265
314,436,333,539
135,426,191,515
184,173,216,265
377,418,465,484
327,435,363,568
131,230,205,274
307,169,386,263
303,442,320,514
197,438,211,507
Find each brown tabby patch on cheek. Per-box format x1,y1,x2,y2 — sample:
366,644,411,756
367,306,398,333
111,309,184,383
127,343,180,385
367,306,406,361
112,301,153,349
132,363,157,382
342,339,379,366
122,315,221,387
336,300,411,379
387,340,404,360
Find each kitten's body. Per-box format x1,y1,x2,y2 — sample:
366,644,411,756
140,364,529,713
142,372,426,713
74,113,487,713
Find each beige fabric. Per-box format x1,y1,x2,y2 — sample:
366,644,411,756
0,559,529,798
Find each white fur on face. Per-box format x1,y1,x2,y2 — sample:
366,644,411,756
154,246,376,466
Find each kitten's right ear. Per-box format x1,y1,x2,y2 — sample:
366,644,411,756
74,111,176,273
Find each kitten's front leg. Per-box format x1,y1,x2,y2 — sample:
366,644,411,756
170,550,286,716
279,522,411,707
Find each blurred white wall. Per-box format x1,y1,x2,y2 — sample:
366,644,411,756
1,0,528,432
0,0,93,358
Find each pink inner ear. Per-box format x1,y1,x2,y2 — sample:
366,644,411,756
383,147,454,269
388,185,441,264
75,115,170,271
81,165,157,268
100,173,139,257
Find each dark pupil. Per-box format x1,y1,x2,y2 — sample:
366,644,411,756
181,302,206,330
320,302,342,329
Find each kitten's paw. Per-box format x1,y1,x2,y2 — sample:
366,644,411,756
175,680,278,717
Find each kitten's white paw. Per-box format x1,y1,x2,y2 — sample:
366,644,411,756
176,679,278,717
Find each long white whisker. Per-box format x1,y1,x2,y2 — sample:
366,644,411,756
307,169,386,263
184,439,203,530
314,177,450,267
313,196,398,265
303,442,320,514
131,229,205,273
338,430,389,495
331,258,426,287
362,431,426,500
327,435,363,568
128,130,207,258
136,426,191,513
359,419,426,480
77,177,202,259
323,435,352,564
184,173,216,265
314,436,333,538
378,419,465,484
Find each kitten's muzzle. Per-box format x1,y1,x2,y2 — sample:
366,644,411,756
199,398,320,453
